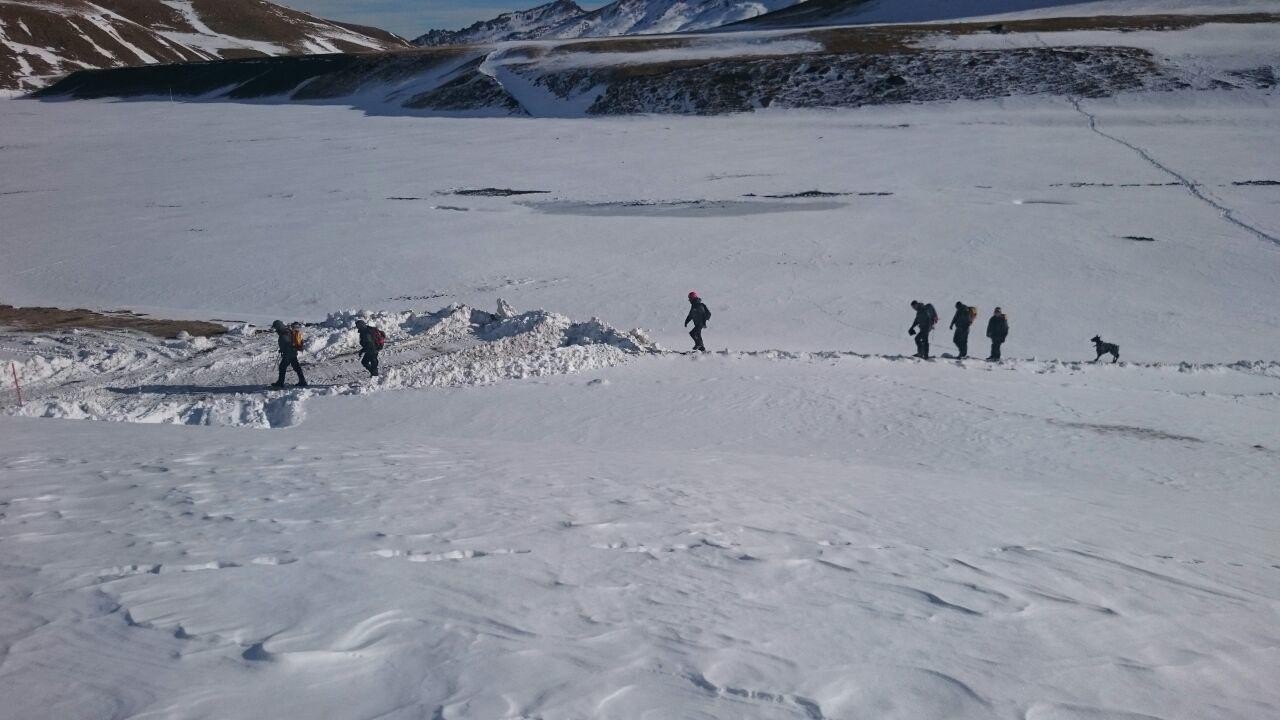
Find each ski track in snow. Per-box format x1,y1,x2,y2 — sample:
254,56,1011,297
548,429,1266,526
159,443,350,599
1070,97,1280,248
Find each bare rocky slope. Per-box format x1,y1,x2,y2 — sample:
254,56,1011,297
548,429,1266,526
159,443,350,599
0,0,410,93
722,0,1280,31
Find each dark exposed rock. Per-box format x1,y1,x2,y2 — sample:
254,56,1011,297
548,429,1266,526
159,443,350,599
580,47,1174,115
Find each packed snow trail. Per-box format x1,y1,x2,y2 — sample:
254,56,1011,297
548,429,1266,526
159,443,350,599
5,310,1279,428
1069,98,1280,248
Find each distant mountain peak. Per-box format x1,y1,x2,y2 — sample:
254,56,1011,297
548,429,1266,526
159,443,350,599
412,0,801,46
413,0,588,46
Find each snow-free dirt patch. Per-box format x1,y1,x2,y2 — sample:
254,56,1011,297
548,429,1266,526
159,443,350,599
0,304,226,338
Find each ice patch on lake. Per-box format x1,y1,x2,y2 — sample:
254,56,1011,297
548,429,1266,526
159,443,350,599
524,198,847,217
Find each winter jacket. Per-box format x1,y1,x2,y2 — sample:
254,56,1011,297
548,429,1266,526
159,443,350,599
910,304,936,333
950,306,973,330
276,327,296,355
986,314,1009,341
685,300,711,329
357,325,381,354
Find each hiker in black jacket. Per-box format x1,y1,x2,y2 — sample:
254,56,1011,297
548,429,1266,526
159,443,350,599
986,307,1009,361
908,300,937,359
949,301,974,359
270,320,307,388
684,291,711,352
355,319,381,377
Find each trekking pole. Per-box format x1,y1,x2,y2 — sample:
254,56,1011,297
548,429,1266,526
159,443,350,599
9,362,22,407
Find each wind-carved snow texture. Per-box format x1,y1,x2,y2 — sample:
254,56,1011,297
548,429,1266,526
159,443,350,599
3,346,1278,719
0,301,656,428
1069,98,1280,248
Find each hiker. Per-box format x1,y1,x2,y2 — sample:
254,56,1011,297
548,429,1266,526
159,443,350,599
949,301,976,358
355,319,384,377
986,307,1009,361
270,320,307,388
684,291,711,352
908,300,938,359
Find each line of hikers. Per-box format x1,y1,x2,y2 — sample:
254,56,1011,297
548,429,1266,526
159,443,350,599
685,293,1013,361
267,292,1112,387
687,292,1017,361
909,300,1008,361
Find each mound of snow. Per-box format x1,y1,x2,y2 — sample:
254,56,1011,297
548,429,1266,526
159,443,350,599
1,301,658,429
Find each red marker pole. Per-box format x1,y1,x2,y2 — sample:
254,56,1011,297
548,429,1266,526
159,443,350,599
10,362,22,407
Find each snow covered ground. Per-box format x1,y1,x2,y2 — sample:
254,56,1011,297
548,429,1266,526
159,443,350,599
2,84,1279,718
3,93,1279,359
4,348,1279,718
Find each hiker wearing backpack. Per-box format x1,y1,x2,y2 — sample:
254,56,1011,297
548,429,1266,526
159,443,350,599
949,301,977,359
986,307,1009,361
684,291,711,352
270,320,307,388
908,300,938,359
355,319,385,377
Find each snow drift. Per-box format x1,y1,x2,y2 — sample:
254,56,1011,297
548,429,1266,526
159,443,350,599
1,302,656,428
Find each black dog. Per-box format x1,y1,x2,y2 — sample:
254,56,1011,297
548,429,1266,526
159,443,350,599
1090,335,1120,363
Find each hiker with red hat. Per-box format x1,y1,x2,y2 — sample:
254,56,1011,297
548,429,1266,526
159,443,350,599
684,291,711,352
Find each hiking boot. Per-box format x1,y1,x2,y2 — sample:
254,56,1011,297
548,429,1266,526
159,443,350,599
270,382,285,389
296,381,308,388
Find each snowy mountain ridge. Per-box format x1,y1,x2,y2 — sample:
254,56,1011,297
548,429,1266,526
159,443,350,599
413,0,802,45
414,0,587,46
0,0,411,93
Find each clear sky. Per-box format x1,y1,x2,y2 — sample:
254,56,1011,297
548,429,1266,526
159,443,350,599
278,0,606,38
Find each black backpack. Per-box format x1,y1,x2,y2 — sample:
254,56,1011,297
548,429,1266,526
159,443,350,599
925,304,938,328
